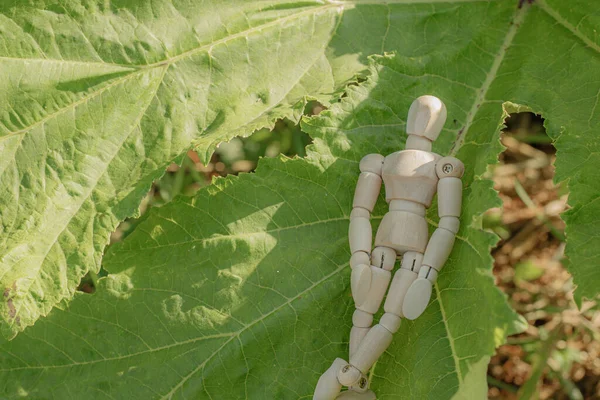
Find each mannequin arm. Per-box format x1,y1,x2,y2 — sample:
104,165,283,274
349,154,384,306
402,156,464,320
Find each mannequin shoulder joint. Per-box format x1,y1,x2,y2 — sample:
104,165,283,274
436,156,464,178
359,154,384,175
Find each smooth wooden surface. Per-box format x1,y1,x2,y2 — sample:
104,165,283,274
349,324,393,373
384,268,418,318
375,210,429,253
422,228,456,271
349,212,371,254
353,172,381,212
359,154,384,175
382,149,440,206
356,266,391,314
371,246,396,270
437,177,462,217
406,95,447,141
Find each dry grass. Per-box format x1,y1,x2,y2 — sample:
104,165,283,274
487,113,599,400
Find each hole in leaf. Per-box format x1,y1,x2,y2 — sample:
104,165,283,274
149,100,321,209
76,270,107,294
79,103,323,293
215,115,313,175
485,112,581,400
115,103,320,240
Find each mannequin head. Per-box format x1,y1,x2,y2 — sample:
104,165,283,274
405,95,447,151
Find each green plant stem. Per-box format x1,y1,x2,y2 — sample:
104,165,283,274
488,375,519,393
517,327,561,400
89,270,99,288
548,369,583,400
506,335,540,345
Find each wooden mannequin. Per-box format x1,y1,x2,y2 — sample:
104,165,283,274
314,96,464,399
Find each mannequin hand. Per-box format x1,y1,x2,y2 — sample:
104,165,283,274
401,266,437,320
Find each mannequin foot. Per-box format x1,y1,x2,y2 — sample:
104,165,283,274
337,364,363,387
314,358,346,400
314,360,370,400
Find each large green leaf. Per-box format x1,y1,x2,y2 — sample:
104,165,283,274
0,57,525,396
2,0,600,398
0,0,410,338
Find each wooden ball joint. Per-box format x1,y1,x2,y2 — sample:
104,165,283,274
314,96,464,400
